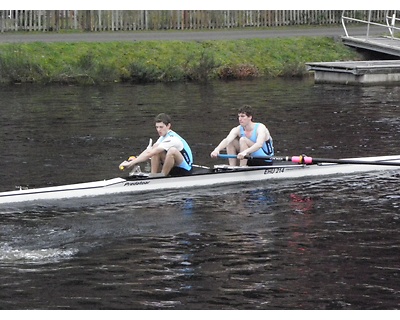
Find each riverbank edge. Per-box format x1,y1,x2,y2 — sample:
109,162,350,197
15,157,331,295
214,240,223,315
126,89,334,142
0,35,362,85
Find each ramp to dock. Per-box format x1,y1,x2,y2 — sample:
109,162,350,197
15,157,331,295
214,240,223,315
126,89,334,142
341,10,400,57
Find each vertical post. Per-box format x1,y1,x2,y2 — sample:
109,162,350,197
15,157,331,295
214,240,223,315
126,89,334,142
15,10,19,31
73,10,77,30
341,10,349,37
390,13,396,39
366,10,371,39
0,10,3,33
97,10,101,31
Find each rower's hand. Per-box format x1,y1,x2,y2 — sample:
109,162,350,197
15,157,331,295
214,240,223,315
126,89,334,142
119,156,136,171
210,150,219,158
237,151,247,160
119,160,131,171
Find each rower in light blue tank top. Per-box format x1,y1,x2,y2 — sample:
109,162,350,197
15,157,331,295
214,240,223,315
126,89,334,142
240,123,274,158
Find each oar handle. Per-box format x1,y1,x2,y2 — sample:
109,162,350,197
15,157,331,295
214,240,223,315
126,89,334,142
119,156,136,170
218,154,239,159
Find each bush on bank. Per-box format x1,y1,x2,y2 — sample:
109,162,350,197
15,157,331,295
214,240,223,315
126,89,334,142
0,37,362,85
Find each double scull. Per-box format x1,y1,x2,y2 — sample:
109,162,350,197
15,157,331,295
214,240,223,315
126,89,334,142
0,154,400,205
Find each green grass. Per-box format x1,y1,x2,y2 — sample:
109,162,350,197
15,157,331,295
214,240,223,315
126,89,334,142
0,37,362,84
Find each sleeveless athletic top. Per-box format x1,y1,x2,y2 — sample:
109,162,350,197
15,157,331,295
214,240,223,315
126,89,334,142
239,123,274,158
157,130,193,171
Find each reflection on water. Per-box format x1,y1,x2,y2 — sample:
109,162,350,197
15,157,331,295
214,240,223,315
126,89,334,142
0,79,400,309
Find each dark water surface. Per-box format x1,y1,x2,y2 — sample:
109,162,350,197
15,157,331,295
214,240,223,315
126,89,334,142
0,79,399,309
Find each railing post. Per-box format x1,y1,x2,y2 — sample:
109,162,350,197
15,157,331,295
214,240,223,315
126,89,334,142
391,13,396,39
366,10,371,39
341,10,349,37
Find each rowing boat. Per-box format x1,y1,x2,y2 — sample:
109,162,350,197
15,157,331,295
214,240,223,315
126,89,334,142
1,154,400,205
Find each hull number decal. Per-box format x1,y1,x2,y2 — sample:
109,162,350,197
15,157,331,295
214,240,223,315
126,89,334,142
264,167,285,174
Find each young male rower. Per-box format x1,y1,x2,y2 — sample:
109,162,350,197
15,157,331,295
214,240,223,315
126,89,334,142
210,105,274,166
119,113,193,177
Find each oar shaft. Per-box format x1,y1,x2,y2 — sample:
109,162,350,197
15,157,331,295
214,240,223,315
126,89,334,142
304,157,400,166
218,154,290,161
218,154,400,166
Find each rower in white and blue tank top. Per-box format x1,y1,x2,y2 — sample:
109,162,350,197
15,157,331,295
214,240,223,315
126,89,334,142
240,123,274,163
156,130,193,171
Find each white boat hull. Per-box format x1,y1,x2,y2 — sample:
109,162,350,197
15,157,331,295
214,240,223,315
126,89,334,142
1,155,400,205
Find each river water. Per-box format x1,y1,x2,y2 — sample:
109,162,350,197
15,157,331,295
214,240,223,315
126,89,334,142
0,78,399,309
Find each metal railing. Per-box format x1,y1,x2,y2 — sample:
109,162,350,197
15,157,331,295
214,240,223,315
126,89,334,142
342,10,400,39
386,12,400,38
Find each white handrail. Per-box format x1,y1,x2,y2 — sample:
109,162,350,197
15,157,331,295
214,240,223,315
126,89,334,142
342,10,400,39
386,13,400,39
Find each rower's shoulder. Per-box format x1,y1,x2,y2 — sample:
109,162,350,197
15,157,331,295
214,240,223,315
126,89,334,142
257,122,269,131
256,122,267,127
233,125,242,131
228,125,241,135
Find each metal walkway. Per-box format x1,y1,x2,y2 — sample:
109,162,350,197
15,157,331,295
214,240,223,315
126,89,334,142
341,10,400,57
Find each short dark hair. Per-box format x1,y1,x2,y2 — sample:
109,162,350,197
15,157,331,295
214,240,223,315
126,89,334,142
154,113,171,125
238,105,253,118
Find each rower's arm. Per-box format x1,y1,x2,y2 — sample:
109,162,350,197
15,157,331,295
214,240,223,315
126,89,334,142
211,127,239,157
120,145,163,170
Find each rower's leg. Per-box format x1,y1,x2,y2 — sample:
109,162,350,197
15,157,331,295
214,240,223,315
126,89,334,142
239,137,255,166
162,147,184,176
151,152,164,174
226,138,240,166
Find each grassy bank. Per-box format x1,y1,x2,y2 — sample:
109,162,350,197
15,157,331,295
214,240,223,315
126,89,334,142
0,37,362,85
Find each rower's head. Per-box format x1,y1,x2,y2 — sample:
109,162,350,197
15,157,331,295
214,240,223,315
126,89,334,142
238,105,254,125
154,113,172,136
238,105,254,118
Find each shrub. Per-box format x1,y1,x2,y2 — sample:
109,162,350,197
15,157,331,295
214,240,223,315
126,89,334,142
0,46,46,83
184,50,219,82
217,64,260,80
126,61,161,83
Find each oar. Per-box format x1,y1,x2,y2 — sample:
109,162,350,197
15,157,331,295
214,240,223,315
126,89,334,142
218,154,400,166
